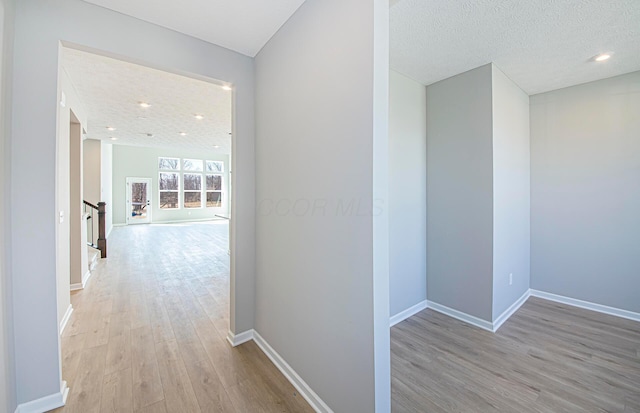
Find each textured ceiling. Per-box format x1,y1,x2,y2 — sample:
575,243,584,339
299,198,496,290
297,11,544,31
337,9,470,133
391,0,640,95
82,0,307,57
61,47,231,153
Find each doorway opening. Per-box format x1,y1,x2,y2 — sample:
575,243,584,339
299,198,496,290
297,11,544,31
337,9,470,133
57,44,237,410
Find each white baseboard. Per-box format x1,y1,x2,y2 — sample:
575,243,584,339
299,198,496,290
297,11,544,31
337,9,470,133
59,305,73,335
226,329,254,347
253,331,333,413
426,300,494,332
70,270,93,292
492,289,530,332
152,217,224,225
106,225,113,239
390,300,428,327
530,289,640,323
15,380,68,413
112,223,126,227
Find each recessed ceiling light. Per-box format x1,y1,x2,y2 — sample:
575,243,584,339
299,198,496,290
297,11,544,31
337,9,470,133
594,53,611,62
194,114,204,120
213,145,220,149
106,126,116,131
139,102,151,108
110,137,118,141
221,85,232,91
137,116,147,120
179,132,187,136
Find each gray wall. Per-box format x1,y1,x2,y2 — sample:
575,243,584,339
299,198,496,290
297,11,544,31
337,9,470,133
389,70,427,317
10,0,255,405
426,64,494,322
0,0,16,410
491,65,531,319
101,141,113,236
254,0,390,411
531,71,640,313
112,144,229,225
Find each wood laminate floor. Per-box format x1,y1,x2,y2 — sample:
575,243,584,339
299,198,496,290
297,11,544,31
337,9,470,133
54,220,312,413
391,297,640,412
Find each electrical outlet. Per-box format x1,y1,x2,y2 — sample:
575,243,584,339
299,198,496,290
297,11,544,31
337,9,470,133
509,273,513,285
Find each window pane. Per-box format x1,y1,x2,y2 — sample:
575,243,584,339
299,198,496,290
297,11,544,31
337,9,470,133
206,160,224,172
206,192,222,208
184,174,202,190
183,159,203,171
206,174,222,191
184,192,202,208
160,192,179,209
159,173,179,190
159,157,179,170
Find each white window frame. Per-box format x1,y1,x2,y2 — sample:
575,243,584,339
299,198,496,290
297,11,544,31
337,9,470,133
183,158,204,172
158,156,180,171
206,160,224,173
183,173,203,209
205,173,223,208
159,172,180,210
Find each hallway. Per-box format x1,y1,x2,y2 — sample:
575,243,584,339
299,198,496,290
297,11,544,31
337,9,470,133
55,220,312,412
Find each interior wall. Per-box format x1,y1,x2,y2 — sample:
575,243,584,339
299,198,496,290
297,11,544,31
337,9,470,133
254,0,390,410
84,138,102,241
531,70,640,313
0,0,16,410
11,0,255,405
491,65,531,319
83,138,101,205
69,120,84,287
389,70,427,317
100,141,113,236
426,64,494,322
56,67,88,332
112,144,229,224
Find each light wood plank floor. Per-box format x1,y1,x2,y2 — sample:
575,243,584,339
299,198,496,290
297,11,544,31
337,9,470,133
54,220,312,413
391,297,640,413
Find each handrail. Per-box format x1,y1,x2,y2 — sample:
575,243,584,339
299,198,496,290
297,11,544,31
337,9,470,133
83,200,107,259
83,200,99,210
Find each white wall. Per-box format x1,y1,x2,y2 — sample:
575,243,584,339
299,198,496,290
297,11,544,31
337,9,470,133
56,67,88,330
254,0,390,411
11,0,255,406
100,141,113,236
426,64,494,322
112,145,229,224
0,0,16,410
491,65,530,319
389,70,427,317
531,71,640,313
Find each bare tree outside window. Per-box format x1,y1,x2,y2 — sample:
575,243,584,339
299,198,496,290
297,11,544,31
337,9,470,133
206,160,224,173
183,159,203,171
159,172,179,209
184,173,202,208
158,157,179,170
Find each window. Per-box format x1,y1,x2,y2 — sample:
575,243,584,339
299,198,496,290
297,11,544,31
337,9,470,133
159,172,179,209
206,160,224,173
184,173,202,208
206,174,223,207
183,159,203,171
159,157,179,170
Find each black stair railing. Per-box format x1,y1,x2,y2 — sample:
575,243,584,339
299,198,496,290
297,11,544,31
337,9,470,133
83,200,107,258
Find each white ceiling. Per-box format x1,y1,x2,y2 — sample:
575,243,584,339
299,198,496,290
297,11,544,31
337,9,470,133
61,47,232,153
391,0,640,95
82,0,307,57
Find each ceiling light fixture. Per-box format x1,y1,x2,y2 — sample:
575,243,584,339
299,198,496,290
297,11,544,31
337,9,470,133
137,116,147,120
110,137,118,141
214,145,220,149
139,102,151,108
106,126,116,131
179,132,187,136
194,114,204,120
222,85,232,91
594,53,611,62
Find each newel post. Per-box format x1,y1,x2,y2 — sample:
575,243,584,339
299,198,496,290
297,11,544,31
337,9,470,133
98,202,107,258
